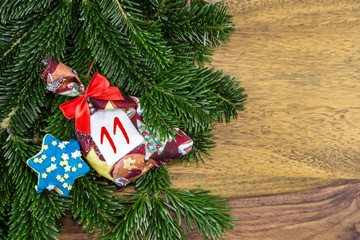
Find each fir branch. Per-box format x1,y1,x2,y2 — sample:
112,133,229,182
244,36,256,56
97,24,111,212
79,0,243,138
159,1,234,47
104,168,175,239
164,188,236,240
0,2,73,136
0,1,242,239
147,195,187,240
189,43,214,66
180,129,216,164
102,192,187,240
145,64,218,133
68,31,95,80
0,0,53,23
143,0,185,19
140,89,179,138
211,73,247,122
0,16,38,61
0,182,9,239
165,39,214,67
3,135,68,240
0,135,11,239
43,99,75,140
110,167,235,239
80,0,153,92
133,166,171,194
85,59,95,79
81,0,178,137
9,187,67,240
70,169,124,235
0,13,42,84
99,0,173,69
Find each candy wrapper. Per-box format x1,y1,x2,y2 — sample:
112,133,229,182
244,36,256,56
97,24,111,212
42,57,193,187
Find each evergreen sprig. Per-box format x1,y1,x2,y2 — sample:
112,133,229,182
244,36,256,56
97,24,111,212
70,170,124,234
0,0,245,239
164,188,236,239
0,2,72,136
0,0,53,24
160,1,234,47
44,97,75,140
104,167,235,240
181,130,216,164
2,135,68,240
99,0,174,69
0,135,10,240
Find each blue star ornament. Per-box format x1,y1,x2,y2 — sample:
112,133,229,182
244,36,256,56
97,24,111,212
27,134,90,197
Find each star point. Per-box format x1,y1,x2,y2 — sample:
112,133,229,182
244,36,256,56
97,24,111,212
64,174,69,179
52,141,57,146
46,167,52,173
51,156,56,162
42,173,47,178
43,145,49,150
78,163,82,168
72,166,77,172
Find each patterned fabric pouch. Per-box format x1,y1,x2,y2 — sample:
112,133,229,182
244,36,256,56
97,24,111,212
42,57,193,187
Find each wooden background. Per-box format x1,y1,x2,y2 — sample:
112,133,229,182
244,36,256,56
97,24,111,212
60,0,360,239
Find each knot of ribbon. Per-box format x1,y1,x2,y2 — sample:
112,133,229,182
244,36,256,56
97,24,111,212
59,73,123,134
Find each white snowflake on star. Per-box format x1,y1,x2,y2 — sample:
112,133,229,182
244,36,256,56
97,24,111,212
71,150,81,159
61,153,69,161
58,142,66,149
64,165,71,172
50,163,57,170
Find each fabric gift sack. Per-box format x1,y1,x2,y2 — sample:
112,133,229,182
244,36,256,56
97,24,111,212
42,57,193,187
74,95,193,187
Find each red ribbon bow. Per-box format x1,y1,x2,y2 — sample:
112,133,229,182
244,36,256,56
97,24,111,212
59,73,123,134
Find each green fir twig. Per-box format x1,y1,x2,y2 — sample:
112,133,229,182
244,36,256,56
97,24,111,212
0,0,244,239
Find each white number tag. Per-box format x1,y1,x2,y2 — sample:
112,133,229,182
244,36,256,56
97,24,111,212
91,109,144,166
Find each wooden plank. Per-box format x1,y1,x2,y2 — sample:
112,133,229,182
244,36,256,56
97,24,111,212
61,0,360,239
61,180,360,239
187,180,360,240
169,0,360,197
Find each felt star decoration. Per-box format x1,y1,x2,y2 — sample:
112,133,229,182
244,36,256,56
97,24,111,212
27,134,90,197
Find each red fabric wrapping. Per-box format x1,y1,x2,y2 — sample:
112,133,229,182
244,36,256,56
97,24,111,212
75,96,193,187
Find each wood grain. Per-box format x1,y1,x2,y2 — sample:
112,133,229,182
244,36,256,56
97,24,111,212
61,1,360,239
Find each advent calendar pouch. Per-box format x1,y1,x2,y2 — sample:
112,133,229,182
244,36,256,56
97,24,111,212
42,57,193,187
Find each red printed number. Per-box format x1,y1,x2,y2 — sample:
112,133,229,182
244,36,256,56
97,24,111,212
113,117,129,144
100,127,117,153
100,117,130,154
